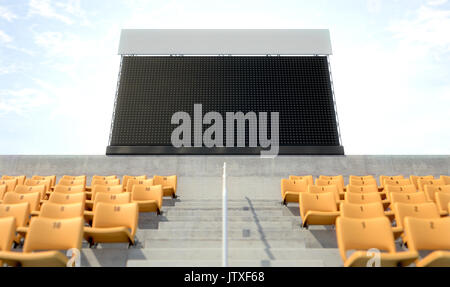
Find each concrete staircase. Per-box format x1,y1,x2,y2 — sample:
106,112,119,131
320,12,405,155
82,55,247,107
81,198,343,267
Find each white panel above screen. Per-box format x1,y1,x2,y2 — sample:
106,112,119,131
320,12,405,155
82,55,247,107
118,29,332,55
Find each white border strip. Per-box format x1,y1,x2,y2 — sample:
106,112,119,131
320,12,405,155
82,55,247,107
118,29,332,55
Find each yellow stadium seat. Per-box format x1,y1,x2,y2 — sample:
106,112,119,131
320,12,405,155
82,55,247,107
61,175,86,181
153,175,177,198
86,185,123,209
122,175,147,191
349,175,375,181
131,184,163,214
417,178,445,192
84,192,131,221
0,217,83,267
91,178,120,187
3,192,40,212
83,202,138,247
32,175,56,188
384,184,417,194
410,175,434,190
308,185,340,204
0,203,29,231
25,179,51,193
340,202,386,219
281,178,308,204
39,202,84,219
379,175,404,188
319,175,344,185
390,192,428,206
393,202,440,238
299,192,340,227
53,185,85,194
404,217,450,267
441,175,450,185
435,192,450,216
316,178,344,195
336,217,418,267
15,184,46,200
126,179,153,195
349,178,377,187
0,179,18,193
1,175,26,185
46,192,86,212
289,175,314,186
346,184,380,194
424,185,450,202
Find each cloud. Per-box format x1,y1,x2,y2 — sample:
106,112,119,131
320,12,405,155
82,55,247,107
427,0,448,6
0,6,18,21
28,0,89,25
0,87,52,117
367,0,382,13
0,29,12,43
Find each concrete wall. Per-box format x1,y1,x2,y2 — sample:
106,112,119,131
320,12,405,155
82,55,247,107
1,155,448,201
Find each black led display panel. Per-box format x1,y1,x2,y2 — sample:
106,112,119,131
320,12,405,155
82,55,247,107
107,56,344,155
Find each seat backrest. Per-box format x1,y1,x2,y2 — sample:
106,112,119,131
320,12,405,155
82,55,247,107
58,179,86,187
299,192,337,219
91,178,120,187
40,202,84,219
48,192,85,210
384,178,412,187
318,175,344,187
349,178,377,186
393,202,440,229
379,175,404,187
131,185,163,207
390,192,427,205
308,185,340,202
3,192,40,212
23,217,84,253
92,202,138,238
384,184,417,194
418,178,445,192
92,175,118,181
122,175,147,190
435,192,450,214
0,179,18,193
345,192,382,205
1,175,26,185
404,217,450,251
0,184,6,200
32,175,56,187
0,202,30,228
424,184,450,201
61,175,86,181
93,192,131,211
441,175,450,185
153,175,177,192
15,185,46,200
53,185,85,194
91,185,123,201
336,217,396,261
340,202,385,219
315,179,344,193
126,179,153,194
0,217,16,252
410,175,434,189
289,175,314,186
281,179,308,196
347,184,378,194
349,175,375,181
25,179,51,192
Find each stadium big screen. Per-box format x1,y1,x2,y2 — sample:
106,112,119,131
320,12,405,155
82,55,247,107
106,30,344,155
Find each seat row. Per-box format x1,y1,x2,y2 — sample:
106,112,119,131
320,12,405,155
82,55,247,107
0,174,178,267
280,174,450,267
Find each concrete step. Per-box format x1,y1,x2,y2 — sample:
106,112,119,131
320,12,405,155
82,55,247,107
127,247,341,262
140,229,308,240
139,215,300,223
156,221,296,230
161,209,287,217
126,259,325,267
142,239,307,249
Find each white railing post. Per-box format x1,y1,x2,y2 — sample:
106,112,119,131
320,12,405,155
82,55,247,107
222,162,228,267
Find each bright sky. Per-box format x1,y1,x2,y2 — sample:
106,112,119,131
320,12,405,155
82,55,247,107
0,0,449,155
